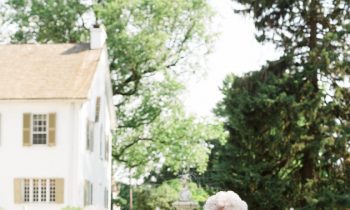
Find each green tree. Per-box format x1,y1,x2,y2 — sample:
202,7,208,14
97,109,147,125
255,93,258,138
203,0,350,209
4,0,216,176
114,104,226,177
6,0,89,43
118,179,208,210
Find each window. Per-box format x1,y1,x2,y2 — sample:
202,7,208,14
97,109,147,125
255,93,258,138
32,114,48,145
49,179,56,202
19,178,60,203
95,97,101,122
105,135,109,161
23,113,56,147
33,179,39,202
99,125,104,159
86,120,94,152
41,179,47,202
84,180,93,206
104,188,109,209
24,179,30,202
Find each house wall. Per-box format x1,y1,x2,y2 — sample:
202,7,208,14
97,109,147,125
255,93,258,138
75,46,112,209
0,46,113,210
0,100,79,210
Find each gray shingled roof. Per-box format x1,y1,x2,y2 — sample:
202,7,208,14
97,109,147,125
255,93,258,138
0,43,102,100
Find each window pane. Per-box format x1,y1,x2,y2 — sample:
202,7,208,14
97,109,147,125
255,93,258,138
24,179,30,202
32,114,47,145
33,179,39,202
49,179,56,202
41,179,47,202
33,134,47,144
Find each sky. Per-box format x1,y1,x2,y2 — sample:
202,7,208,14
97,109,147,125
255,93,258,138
183,0,281,118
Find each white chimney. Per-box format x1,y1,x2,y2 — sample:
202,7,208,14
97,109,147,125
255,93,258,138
90,25,107,50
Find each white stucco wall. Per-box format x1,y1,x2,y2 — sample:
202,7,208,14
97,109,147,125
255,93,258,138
0,46,114,210
77,46,113,209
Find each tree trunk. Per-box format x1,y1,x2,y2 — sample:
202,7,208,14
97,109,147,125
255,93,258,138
301,0,319,183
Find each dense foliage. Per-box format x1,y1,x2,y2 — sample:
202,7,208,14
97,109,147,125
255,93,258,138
114,105,226,177
203,0,350,209
118,179,208,210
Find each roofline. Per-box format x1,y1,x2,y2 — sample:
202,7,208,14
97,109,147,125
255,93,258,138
102,46,117,130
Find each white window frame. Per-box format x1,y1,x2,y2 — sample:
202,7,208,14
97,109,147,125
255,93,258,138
31,114,48,145
23,178,56,203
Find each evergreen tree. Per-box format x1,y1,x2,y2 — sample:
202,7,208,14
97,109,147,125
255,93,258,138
205,0,350,209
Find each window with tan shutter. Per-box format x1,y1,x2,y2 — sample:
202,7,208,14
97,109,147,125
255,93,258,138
14,178,63,204
22,113,56,146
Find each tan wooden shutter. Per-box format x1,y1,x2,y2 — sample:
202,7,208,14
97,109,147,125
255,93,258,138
55,178,64,204
23,113,31,146
48,113,56,146
14,178,23,204
95,97,101,122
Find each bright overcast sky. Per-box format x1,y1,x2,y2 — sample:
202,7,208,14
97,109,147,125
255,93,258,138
183,0,281,118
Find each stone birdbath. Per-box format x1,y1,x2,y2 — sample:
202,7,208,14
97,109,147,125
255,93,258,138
172,175,199,210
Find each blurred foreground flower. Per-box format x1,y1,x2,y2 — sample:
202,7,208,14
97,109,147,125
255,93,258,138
204,191,248,210
83,206,106,210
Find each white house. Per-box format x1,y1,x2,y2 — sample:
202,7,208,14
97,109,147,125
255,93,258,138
0,26,116,210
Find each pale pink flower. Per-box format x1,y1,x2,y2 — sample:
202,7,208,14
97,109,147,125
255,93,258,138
204,191,248,210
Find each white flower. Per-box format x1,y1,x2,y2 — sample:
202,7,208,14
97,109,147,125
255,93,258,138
204,191,248,210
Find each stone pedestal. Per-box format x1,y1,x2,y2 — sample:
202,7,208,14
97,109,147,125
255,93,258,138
172,175,199,210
